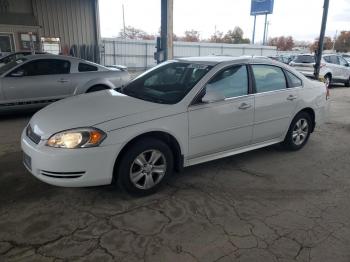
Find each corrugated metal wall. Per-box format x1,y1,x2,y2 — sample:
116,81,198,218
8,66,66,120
101,39,278,70
32,0,98,47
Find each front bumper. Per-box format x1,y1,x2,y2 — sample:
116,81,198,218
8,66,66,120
21,129,120,187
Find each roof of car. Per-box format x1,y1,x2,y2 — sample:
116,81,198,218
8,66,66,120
176,55,272,65
24,54,80,60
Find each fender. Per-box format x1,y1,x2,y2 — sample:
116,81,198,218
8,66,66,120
73,78,116,95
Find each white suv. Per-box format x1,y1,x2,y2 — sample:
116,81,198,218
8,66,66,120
290,54,350,88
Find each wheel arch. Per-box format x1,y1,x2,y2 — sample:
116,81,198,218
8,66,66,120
73,78,115,95
113,131,184,182
294,107,316,132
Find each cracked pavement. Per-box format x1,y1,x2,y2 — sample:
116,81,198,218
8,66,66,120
1,87,350,262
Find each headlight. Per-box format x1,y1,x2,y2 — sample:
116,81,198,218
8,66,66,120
47,128,106,149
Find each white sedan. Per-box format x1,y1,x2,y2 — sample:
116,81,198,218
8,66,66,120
21,56,328,195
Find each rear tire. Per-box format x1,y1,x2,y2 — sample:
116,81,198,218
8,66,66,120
116,138,174,196
86,85,109,93
282,112,312,151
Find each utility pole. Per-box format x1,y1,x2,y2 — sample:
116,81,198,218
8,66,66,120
160,0,173,60
122,4,126,38
252,15,256,44
314,0,329,80
265,21,270,44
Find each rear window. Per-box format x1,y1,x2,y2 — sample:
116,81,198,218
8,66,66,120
293,55,315,63
78,63,98,72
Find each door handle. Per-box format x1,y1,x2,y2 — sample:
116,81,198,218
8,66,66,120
238,103,252,110
58,79,69,83
287,95,297,101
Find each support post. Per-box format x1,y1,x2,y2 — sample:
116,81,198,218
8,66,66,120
161,0,173,60
262,14,267,45
252,15,256,44
314,0,329,80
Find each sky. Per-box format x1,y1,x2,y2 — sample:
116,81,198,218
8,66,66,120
99,0,350,43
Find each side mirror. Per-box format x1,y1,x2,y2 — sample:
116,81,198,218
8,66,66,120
202,88,225,103
10,70,24,77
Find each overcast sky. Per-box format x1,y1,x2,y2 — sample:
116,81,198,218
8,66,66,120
99,0,350,42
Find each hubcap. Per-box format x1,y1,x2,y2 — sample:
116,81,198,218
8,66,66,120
130,150,167,190
292,118,309,146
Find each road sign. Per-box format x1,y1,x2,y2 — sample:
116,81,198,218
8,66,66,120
251,0,274,15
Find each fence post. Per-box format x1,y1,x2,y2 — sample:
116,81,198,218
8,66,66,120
198,44,201,56
145,42,148,70
113,40,116,65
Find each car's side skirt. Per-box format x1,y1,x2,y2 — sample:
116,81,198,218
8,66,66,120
185,138,283,167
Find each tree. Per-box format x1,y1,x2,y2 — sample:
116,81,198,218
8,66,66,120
119,26,155,40
334,31,350,52
310,36,333,52
268,36,295,51
182,30,200,42
222,27,250,44
209,30,224,43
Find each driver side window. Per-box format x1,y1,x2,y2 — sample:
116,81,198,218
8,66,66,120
206,65,248,98
9,59,70,77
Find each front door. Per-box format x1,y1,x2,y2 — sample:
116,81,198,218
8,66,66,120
188,64,254,159
251,64,299,143
2,58,73,103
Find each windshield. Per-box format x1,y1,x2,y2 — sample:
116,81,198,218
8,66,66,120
121,61,212,104
0,58,27,75
293,55,315,63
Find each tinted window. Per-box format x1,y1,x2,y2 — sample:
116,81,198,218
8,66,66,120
252,65,287,93
323,56,331,63
0,58,27,75
293,55,315,63
11,59,70,76
78,63,98,72
206,65,248,98
123,62,212,104
285,71,302,88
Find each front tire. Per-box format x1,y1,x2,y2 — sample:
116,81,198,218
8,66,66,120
116,138,174,196
282,112,312,151
86,85,109,93
345,77,350,87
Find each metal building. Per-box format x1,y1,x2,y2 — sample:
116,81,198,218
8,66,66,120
0,0,100,61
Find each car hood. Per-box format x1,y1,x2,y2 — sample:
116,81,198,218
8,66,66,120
29,90,167,139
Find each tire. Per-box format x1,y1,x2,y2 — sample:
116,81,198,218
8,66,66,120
86,85,109,93
282,112,312,151
324,74,331,89
345,77,350,87
116,138,174,196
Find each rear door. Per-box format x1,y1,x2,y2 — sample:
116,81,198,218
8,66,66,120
2,59,72,103
251,64,299,144
337,56,350,81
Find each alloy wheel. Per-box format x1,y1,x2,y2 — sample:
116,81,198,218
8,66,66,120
292,118,309,146
129,150,167,190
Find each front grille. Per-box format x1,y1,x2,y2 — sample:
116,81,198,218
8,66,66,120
26,125,41,144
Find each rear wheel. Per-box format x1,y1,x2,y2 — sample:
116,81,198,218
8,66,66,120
116,138,173,195
282,112,312,151
345,77,350,87
86,85,109,93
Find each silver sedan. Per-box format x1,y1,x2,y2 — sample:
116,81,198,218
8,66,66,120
0,55,130,112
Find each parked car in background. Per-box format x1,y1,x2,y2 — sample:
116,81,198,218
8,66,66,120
290,54,350,88
0,51,47,67
0,55,130,112
269,55,292,64
22,56,328,195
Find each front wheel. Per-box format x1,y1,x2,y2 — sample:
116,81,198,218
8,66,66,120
282,112,312,151
116,138,174,195
345,77,350,87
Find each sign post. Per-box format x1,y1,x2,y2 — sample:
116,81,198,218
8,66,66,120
250,0,274,45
